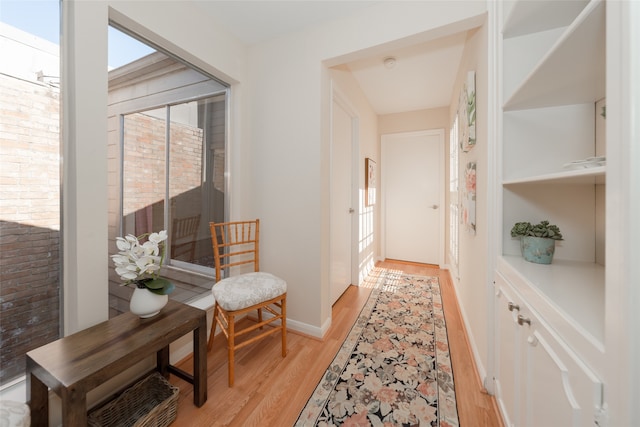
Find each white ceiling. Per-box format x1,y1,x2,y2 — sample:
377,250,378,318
192,1,468,115
345,32,467,114
192,1,384,46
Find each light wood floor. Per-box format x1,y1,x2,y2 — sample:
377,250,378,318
170,261,503,426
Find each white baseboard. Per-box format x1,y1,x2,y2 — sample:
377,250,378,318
448,272,488,390
285,316,328,338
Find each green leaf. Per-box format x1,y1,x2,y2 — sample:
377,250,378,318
145,278,175,295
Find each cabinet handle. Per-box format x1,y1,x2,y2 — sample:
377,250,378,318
517,315,531,326
508,302,520,312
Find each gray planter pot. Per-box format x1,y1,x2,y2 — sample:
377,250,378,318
521,236,556,264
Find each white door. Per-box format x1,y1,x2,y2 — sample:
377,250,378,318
382,130,443,265
330,98,355,305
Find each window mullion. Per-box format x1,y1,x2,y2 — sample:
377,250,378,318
165,105,171,253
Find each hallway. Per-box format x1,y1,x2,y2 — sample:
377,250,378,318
170,260,502,426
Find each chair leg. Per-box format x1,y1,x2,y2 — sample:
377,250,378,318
228,313,235,387
208,304,219,351
281,295,287,357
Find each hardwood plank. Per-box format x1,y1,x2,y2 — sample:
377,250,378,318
170,261,503,426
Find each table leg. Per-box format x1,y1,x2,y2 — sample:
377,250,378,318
27,372,49,427
61,387,87,426
193,315,208,407
157,345,170,379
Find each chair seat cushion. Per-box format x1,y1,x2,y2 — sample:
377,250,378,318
212,272,286,311
0,400,30,427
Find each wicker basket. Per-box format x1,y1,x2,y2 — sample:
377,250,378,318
88,372,179,427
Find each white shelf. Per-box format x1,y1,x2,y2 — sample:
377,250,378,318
496,0,610,416
498,255,604,349
503,0,589,39
503,165,605,185
503,0,605,111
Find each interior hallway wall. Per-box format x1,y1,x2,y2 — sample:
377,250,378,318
447,22,492,385
378,108,449,135
246,1,487,333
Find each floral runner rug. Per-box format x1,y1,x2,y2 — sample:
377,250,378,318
295,272,459,427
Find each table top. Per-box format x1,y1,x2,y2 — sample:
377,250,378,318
26,300,206,392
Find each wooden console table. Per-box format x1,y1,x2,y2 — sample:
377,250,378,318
26,300,207,426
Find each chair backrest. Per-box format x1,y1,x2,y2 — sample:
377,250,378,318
209,219,260,282
171,215,201,261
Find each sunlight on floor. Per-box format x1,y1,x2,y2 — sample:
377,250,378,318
359,266,404,291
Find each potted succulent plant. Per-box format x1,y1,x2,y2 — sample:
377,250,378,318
510,220,563,264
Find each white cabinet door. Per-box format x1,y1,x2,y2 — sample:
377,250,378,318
495,278,521,427
495,273,603,427
522,320,603,427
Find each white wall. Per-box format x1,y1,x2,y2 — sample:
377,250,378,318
447,23,492,386
245,1,487,331
378,108,449,135
61,0,110,333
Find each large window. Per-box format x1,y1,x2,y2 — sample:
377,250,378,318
121,97,226,269
0,1,61,386
108,25,228,316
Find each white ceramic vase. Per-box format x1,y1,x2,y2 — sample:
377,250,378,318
129,287,168,318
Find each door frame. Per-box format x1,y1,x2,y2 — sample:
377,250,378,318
380,129,445,266
330,85,359,293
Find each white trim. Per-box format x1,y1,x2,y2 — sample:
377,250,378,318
291,317,330,339
449,268,488,389
604,1,640,424
484,0,500,396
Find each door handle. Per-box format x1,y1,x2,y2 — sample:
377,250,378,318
348,208,354,213
517,315,531,326
431,205,438,209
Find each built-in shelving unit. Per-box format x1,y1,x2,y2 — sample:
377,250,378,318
502,0,590,38
503,0,605,111
502,166,605,185
499,0,606,316
494,1,608,424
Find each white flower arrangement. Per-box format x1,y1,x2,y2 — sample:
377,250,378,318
111,230,175,295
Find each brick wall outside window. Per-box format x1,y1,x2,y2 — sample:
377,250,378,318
122,112,204,235
0,74,61,384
